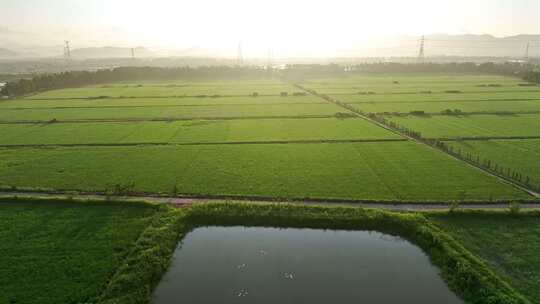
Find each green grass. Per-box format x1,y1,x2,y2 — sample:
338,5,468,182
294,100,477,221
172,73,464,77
0,96,324,109
432,212,540,304
0,142,528,201
348,100,540,114
339,91,540,103
27,81,297,99
0,103,343,122
0,118,401,145
303,74,540,114
303,74,534,95
386,114,540,139
0,198,158,304
446,139,540,187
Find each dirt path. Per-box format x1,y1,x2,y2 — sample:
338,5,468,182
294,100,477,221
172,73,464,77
2,191,540,211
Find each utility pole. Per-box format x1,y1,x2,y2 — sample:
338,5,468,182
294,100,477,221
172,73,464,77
237,41,244,65
417,35,425,64
131,48,135,60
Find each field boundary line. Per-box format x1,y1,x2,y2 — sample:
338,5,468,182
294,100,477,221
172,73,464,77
439,136,540,141
0,115,340,125
0,138,407,149
23,94,288,100
1,190,540,210
295,83,540,198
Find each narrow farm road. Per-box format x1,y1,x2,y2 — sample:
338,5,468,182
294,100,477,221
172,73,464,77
293,84,540,199
1,191,539,211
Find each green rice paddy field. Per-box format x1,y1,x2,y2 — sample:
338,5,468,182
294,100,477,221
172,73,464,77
0,142,526,200
432,212,540,304
446,139,540,187
0,199,157,304
0,118,401,145
305,74,540,197
27,81,297,98
387,114,540,139
0,76,538,201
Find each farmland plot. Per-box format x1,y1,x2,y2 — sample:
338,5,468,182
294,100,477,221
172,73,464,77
0,142,527,201
0,118,401,146
386,114,540,139
446,139,540,187
0,103,343,122
0,199,156,304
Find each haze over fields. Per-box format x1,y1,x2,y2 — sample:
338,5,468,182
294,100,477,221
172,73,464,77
1,0,540,59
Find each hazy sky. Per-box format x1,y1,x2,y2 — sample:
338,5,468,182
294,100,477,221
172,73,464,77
1,0,539,56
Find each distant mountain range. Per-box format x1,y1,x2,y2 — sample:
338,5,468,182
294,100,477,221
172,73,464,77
1,34,539,59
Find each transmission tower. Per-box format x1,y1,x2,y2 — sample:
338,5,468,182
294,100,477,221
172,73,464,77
64,41,71,60
525,42,530,62
417,36,425,64
237,41,244,65
267,48,273,69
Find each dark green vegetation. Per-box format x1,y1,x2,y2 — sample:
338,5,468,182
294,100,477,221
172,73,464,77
0,142,527,201
0,198,159,304
432,212,540,304
2,198,535,304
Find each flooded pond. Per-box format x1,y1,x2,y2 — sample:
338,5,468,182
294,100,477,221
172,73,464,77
152,226,463,304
